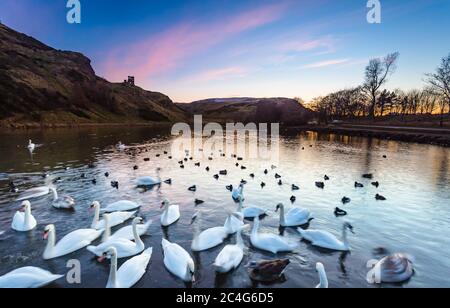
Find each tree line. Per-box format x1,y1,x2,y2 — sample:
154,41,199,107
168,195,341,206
310,52,450,125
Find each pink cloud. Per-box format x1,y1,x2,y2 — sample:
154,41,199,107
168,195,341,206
101,2,290,84
190,66,248,82
300,58,350,69
282,36,337,54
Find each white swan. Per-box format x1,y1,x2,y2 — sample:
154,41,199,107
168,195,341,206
102,247,152,288
43,224,103,260
90,201,136,230
214,225,248,273
232,183,244,201
0,267,63,288
162,238,195,283
250,216,297,254
136,168,162,186
315,263,329,288
106,219,152,242
276,203,313,227
87,217,145,259
27,140,36,152
297,223,354,251
16,186,57,202
236,198,268,219
160,199,180,227
116,142,126,151
191,213,229,252
367,254,414,283
99,200,140,213
11,201,37,232
52,192,75,210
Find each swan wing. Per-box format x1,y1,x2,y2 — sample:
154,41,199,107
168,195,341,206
102,201,140,213
56,229,102,255
243,207,266,218
303,230,344,250
252,233,295,253
285,208,312,226
0,267,63,288
115,248,153,288
16,187,49,201
111,221,152,241
196,227,227,250
163,241,193,279
214,245,243,271
11,212,25,231
167,205,181,223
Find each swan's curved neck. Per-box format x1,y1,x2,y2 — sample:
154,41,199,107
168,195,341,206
236,228,244,248
44,228,56,256
50,187,58,201
133,221,143,247
237,199,243,212
107,253,118,288
278,205,286,226
24,206,31,226
102,216,111,243
317,268,329,288
251,219,259,237
342,226,349,248
92,205,100,229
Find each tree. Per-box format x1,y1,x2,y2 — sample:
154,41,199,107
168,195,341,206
363,52,400,118
426,53,450,115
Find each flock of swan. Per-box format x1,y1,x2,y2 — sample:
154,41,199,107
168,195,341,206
0,140,415,288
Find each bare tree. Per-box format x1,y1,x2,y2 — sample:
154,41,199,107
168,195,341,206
363,52,400,118
426,53,450,115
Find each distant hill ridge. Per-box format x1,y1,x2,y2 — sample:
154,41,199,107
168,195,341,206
0,23,187,127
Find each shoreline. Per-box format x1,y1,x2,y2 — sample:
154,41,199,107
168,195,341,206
285,124,450,147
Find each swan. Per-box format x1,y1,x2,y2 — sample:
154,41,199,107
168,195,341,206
90,201,136,230
224,213,244,235
315,263,329,288
100,200,140,213
101,247,152,288
52,195,75,210
87,217,145,259
11,201,37,232
214,225,248,273
0,267,63,288
101,214,152,242
250,216,297,254
367,254,414,283
162,239,195,283
191,213,228,252
236,197,268,219
276,203,313,227
43,224,103,260
232,183,244,202
160,199,180,227
297,223,354,251
27,140,36,152
116,142,126,151
136,168,162,187
16,186,57,202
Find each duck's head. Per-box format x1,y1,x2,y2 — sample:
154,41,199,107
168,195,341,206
43,225,55,240
20,200,31,212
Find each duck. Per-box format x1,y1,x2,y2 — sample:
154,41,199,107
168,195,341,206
371,181,380,188
162,239,195,283
297,222,354,251
195,199,205,205
133,165,139,170
160,199,180,227
0,267,63,288
276,203,313,227
27,140,36,152
213,174,219,180
278,180,283,186
92,179,97,185
249,173,255,179
315,263,329,288
362,173,374,179
9,182,19,193
275,173,282,179
110,181,119,189
354,182,364,188
191,212,228,252
292,184,300,191
315,182,325,189
16,185,58,202
136,168,162,186
226,185,234,192
324,175,330,181
104,172,110,177
334,207,348,217
241,166,247,170
206,167,210,172
195,162,201,167
188,185,197,192
264,169,269,175
367,254,414,283
250,216,297,254
90,201,136,230
290,196,296,203
236,197,268,219
261,182,266,188
214,225,248,273
100,247,153,289
232,183,244,202
248,259,290,282
219,170,228,175
375,194,387,201
100,200,140,213
164,179,172,185
11,201,37,232
240,179,248,185
144,158,150,162
341,197,351,204
43,224,103,260
87,217,145,259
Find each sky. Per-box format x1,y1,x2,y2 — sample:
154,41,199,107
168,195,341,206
1,0,449,103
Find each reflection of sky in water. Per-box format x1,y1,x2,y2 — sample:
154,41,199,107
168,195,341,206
0,127,449,288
